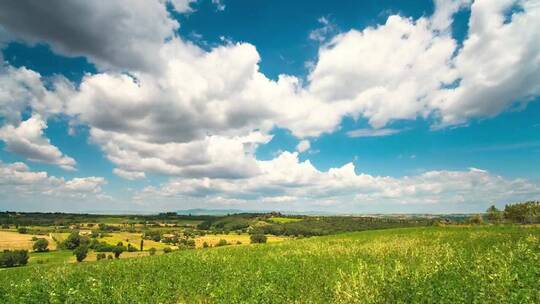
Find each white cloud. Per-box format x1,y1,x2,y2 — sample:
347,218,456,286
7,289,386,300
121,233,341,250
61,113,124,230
0,115,76,171
309,16,338,43
113,168,146,180
296,140,311,153
135,151,540,211
0,0,539,211
0,161,107,200
347,128,404,138
0,0,179,72
169,0,197,13
211,0,226,11
432,0,540,126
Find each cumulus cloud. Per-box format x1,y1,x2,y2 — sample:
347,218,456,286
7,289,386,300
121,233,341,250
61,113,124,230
346,128,404,138
296,140,311,153
135,151,540,210
0,0,179,72
0,115,76,171
0,161,107,200
0,0,539,211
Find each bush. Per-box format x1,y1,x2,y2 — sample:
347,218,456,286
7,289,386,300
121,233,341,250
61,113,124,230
467,214,484,225
1,224,9,229
127,244,138,252
33,238,49,252
0,250,29,268
17,227,28,234
73,246,88,262
202,242,209,248
107,255,113,260
250,234,267,244
216,239,228,247
96,253,106,261
149,247,157,256
163,247,172,253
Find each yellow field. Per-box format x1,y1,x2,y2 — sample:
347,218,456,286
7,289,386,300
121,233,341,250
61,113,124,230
268,217,303,223
98,232,174,250
194,233,288,248
0,230,56,251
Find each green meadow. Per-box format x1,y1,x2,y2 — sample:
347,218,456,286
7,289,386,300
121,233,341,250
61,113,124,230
1,225,538,303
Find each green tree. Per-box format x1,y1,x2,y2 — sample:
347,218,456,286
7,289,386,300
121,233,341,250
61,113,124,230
73,246,88,262
467,214,484,225
486,205,503,223
33,238,49,252
62,231,81,250
250,233,267,244
112,245,125,259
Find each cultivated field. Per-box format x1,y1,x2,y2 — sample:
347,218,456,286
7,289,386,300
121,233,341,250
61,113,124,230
1,225,538,303
0,230,56,251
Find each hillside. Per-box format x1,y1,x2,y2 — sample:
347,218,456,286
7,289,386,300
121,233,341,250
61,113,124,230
1,225,538,303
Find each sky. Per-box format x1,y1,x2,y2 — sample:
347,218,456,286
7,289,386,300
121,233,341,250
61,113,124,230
0,0,539,214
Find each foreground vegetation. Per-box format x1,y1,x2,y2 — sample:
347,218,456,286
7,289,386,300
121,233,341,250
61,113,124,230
1,225,538,303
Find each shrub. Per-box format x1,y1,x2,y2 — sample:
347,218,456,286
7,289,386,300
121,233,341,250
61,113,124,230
149,247,157,255
236,241,242,245
202,242,209,248
216,239,228,247
250,233,267,244
0,250,29,268
73,246,88,262
127,244,138,252
107,255,113,260
467,214,484,225
17,227,28,234
163,247,172,253
1,224,9,229
96,253,106,261
33,238,49,252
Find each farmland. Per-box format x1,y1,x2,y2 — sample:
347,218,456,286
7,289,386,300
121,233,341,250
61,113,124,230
1,225,538,303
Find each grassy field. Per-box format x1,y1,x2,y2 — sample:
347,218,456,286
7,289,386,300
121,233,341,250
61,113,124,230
1,225,538,303
0,230,56,251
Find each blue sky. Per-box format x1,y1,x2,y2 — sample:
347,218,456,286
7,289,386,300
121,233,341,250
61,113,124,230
0,0,539,213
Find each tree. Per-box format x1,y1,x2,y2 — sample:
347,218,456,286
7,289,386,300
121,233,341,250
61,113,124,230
468,214,484,225
202,242,209,248
250,233,267,244
96,253,106,261
0,250,29,267
112,245,125,258
486,205,503,223
149,247,157,255
33,238,49,252
62,231,81,250
73,246,88,262
504,201,540,224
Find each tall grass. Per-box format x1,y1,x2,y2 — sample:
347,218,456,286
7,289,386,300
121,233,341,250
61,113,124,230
0,226,538,303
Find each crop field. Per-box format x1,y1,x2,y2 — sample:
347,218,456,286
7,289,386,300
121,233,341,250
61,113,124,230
98,232,171,250
193,233,288,247
1,225,538,303
268,216,303,223
0,230,56,251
